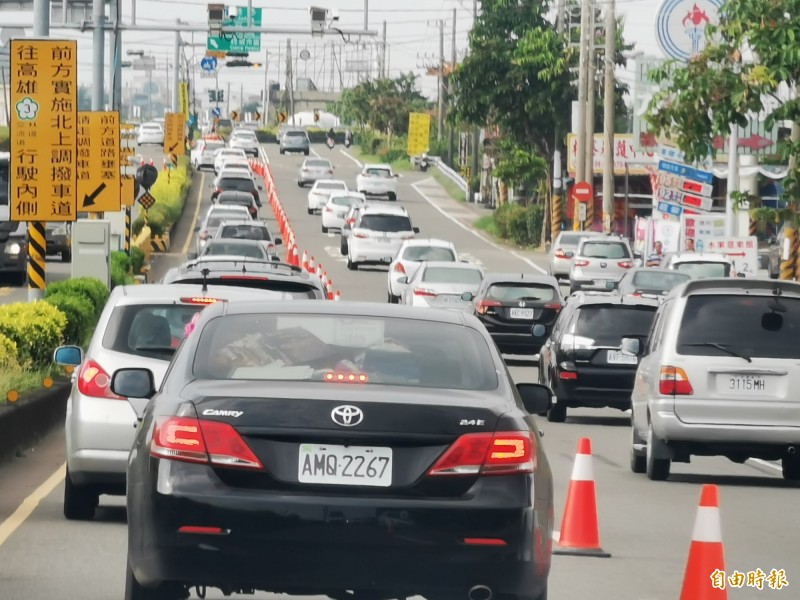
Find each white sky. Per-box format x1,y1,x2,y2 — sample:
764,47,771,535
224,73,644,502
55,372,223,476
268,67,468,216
1,0,665,105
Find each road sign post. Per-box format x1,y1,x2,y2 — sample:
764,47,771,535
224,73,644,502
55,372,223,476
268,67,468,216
571,181,593,231
572,181,594,203
164,112,186,156
77,111,122,213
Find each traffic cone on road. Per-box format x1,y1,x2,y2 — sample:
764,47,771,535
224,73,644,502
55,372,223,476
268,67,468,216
162,157,167,171
680,485,727,600
320,271,328,290
149,157,154,166
307,256,316,275
326,279,334,300
301,250,310,271
334,290,341,301
554,438,611,557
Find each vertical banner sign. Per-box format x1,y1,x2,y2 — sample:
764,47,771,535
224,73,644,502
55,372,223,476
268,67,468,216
120,123,136,207
77,111,121,212
407,112,431,157
164,112,185,156
178,82,190,120
10,39,78,221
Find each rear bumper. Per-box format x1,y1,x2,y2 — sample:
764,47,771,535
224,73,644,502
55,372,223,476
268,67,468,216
129,464,552,597
0,252,27,273
488,332,543,355
556,372,635,409
350,243,403,264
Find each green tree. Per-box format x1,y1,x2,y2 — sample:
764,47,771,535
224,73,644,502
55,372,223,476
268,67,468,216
645,0,800,220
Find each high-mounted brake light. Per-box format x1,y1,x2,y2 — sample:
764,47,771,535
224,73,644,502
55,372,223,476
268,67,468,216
220,275,269,281
324,372,368,383
77,359,123,399
428,432,535,476
476,300,501,315
659,366,693,395
180,297,220,305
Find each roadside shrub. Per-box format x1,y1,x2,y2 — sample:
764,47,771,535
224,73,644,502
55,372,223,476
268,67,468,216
493,204,545,246
0,332,19,369
44,292,94,346
131,246,145,274
111,251,134,289
143,157,191,239
0,302,67,366
45,277,109,320
132,216,144,236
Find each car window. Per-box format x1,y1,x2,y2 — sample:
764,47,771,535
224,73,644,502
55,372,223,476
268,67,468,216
422,267,483,284
203,243,265,259
486,283,557,302
306,160,331,168
218,178,256,192
219,225,268,240
218,198,252,207
316,182,346,190
574,305,657,347
673,261,730,278
557,233,589,247
192,314,498,390
286,131,307,139
207,212,246,228
103,304,202,358
364,168,391,177
630,271,690,291
359,215,412,232
580,241,630,259
677,294,800,359
331,197,357,206
204,141,224,150
403,246,455,262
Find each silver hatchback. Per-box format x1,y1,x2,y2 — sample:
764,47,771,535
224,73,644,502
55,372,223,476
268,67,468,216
53,284,294,520
549,231,603,279
569,237,634,293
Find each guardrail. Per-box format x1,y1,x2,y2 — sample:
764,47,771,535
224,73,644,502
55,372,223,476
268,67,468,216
428,156,470,201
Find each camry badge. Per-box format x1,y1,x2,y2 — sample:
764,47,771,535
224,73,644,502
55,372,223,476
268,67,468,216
331,405,364,427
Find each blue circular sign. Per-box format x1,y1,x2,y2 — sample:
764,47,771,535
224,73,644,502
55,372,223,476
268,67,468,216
655,0,724,62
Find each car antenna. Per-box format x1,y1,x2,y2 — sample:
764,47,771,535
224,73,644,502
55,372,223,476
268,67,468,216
201,268,210,293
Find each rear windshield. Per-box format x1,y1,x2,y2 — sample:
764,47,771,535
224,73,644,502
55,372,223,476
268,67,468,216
331,196,360,206
316,182,346,190
203,242,265,259
103,304,202,359
403,246,455,261
172,277,319,298
192,314,498,390
218,197,251,207
631,271,690,291
677,295,800,359
286,131,307,139
207,212,247,228
218,178,256,192
306,160,330,168
204,141,224,150
580,241,630,259
486,283,557,302
558,233,591,246
575,305,657,346
364,168,391,177
359,215,412,232
219,225,269,241
423,267,483,284
673,261,730,278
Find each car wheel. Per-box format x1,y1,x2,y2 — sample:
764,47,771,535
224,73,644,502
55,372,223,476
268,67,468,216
297,181,303,187
279,149,285,155
125,562,185,600
304,150,310,156
645,422,671,481
782,454,800,481
347,256,358,271
321,225,329,233
388,192,397,201
546,401,566,423
629,418,646,474
63,468,98,520
340,240,348,256
61,250,71,263
387,292,399,304
307,208,314,215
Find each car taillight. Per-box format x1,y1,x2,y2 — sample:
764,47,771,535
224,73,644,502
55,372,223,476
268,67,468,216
77,359,123,399
428,432,535,476
353,232,369,238
150,416,263,469
413,288,437,297
180,297,219,305
574,259,590,267
544,302,562,311
325,206,333,212
348,218,356,225
554,248,569,259
394,262,406,274
618,260,633,269
249,206,257,215
659,366,693,395
199,231,209,240
324,372,369,383
401,235,415,240
477,300,501,315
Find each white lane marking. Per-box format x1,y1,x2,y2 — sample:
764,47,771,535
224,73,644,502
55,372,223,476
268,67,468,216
181,171,206,255
340,149,363,168
411,180,547,274
310,148,321,158
748,458,782,472
0,463,66,547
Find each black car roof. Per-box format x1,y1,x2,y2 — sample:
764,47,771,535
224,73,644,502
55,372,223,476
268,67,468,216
481,273,561,286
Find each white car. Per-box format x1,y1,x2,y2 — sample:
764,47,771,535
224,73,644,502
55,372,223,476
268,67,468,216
399,261,485,310
191,137,226,170
219,157,253,174
307,179,348,215
321,192,366,233
214,148,248,174
216,166,255,182
356,163,399,201
136,122,164,146
387,239,459,303
228,129,260,156
663,252,735,278
347,205,419,270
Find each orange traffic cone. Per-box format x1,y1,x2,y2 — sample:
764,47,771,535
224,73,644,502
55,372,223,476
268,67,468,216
301,250,309,271
162,157,167,171
334,290,341,301
554,438,611,557
149,157,155,166
326,279,334,300
320,271,328,289
307,256,316,275
292,245,300,267
680,485,727,600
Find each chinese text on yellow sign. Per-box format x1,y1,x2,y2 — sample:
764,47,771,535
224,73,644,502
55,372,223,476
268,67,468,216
179,82,190,119
77,111,121,212
10,39,78,222
120,123,136,207
164,112,185,156
407,113,431,157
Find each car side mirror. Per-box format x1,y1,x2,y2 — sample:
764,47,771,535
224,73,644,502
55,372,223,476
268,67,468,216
413,227,420,234
397,276,408,284
194,225,201,232
621,337,641,356
275,237,283,246
187,252,198,261
460,291,474,301
565,251,574,258
531,324,547,337
343,223,351,230
258,185,263,190
111,368,156,415
53,344,83,366
516,383,553,414
395,174,401,178
271,255,280,262
736,272,746,278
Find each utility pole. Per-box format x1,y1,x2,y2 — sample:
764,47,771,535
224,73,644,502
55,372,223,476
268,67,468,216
470,0,480,203
226,81,231,115
364,0,369,30
437,19,444,142
575,0,590,187
585,0,596,187
601,0,616,234
550,0,568,242
92,0,105,110
381,21,387,78
287,38,296,126
172,20,180,112
447,9,456,167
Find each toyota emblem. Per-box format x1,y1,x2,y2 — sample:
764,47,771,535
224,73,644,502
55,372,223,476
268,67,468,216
331,405,364,427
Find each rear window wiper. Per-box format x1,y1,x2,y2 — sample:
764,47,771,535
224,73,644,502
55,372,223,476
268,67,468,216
682,343,752,363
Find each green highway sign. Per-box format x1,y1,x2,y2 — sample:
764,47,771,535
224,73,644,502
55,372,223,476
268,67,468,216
207,7,262,53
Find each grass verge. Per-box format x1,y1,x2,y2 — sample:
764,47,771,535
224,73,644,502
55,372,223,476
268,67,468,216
474,215,499,237
354,148,413,172
431,168,467,202
0,365,62,405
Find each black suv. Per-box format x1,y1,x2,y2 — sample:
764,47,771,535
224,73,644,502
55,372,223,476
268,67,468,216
161,258,327,299
0,221,28,284
536,292,659,422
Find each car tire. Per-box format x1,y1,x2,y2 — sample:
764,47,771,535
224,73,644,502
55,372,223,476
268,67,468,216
125,562,186,600
304,150,310,156
347,257,359,271
279,149,285,155
63,468,98,521
340,239,348,256
645,422,671,481
388,192,397,201
782,455,800,481
321,225,329,233
387,292,399,304
307,208,314,215
546,401,566,423
297,181,303,187
61,250,71,263
629,419,646,474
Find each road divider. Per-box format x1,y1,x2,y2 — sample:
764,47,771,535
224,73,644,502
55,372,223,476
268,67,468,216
256,150,342,300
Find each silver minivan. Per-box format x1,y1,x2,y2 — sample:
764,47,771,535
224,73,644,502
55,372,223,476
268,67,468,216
625,278,800,482
569,236,634,293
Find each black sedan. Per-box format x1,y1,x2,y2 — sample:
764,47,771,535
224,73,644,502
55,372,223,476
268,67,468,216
466,273,563,356
116,301,554,600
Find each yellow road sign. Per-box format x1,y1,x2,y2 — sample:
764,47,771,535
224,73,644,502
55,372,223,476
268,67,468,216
77,111,121,212
179,82,190,119
10,39,78,222
120,123,135,166
277,111,287,124
121,175,136,207
164,112,185,156
407,112,431,157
